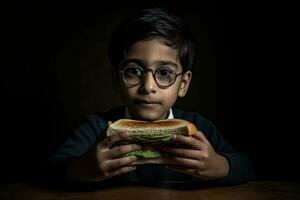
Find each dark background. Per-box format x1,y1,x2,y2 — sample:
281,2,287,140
1,1,298,183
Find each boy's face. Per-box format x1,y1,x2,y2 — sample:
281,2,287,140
117,39,192,121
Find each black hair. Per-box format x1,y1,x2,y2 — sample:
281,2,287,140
108,8,195,73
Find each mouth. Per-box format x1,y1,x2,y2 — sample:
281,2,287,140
133,99,160,107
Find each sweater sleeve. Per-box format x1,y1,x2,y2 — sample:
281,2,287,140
49,115,107,161
44,114,108,181
173,109,255,185
194,114,256,184
208,119,255,184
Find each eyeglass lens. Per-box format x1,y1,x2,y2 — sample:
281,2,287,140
122,66,177,87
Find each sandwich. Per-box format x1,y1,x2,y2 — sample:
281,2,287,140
107,119,197,165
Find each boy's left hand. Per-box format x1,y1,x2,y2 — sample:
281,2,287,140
160,130,230,180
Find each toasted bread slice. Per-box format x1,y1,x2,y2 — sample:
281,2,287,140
107,119,197,137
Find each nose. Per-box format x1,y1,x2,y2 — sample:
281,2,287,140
139,70,157,94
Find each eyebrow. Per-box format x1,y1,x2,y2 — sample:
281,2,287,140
119,59,145,68
153,60,178,68
120,59,178,69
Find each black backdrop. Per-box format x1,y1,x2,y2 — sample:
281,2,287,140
1,1,298,183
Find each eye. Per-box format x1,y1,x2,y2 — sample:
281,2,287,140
124,66,143,77
156,67,174,77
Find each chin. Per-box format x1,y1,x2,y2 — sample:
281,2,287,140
133,110,166,121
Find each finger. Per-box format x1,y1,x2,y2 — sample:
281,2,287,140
108,144,142,159
167,156,201,168
192,131,210,144
96,121,113,143
165,165,197,176
100,132,129,149
166,165,212,180
104,166,137,178
160,146,201,160
172,135,205,150
105,156,137,171
161,147,209,168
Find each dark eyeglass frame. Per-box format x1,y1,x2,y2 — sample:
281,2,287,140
119,66,184,89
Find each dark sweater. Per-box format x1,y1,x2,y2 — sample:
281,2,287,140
46,106,255,187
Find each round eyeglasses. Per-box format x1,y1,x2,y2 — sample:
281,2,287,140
119,65,184,89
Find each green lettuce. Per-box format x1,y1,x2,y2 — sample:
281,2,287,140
123,150,161,159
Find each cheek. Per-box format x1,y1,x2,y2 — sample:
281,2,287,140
120,86,136,100
171,82,182,95
162,87,180,104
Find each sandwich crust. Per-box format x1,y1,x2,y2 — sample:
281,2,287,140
107,119,197,137
186,121,198,136
114,119,190,129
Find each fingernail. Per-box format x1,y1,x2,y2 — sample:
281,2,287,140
172,135,177,141
121,132,128,138
132,156,138,161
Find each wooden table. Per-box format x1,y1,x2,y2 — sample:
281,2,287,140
0,181,299,200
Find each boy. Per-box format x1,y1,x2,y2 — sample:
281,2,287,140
46,8,255,186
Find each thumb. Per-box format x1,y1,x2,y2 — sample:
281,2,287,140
96,121,112,144
193,130,210,144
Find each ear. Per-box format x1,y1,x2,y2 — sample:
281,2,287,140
178,70,192,97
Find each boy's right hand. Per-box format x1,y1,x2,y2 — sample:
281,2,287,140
96,132,141,179
66,131,141,182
